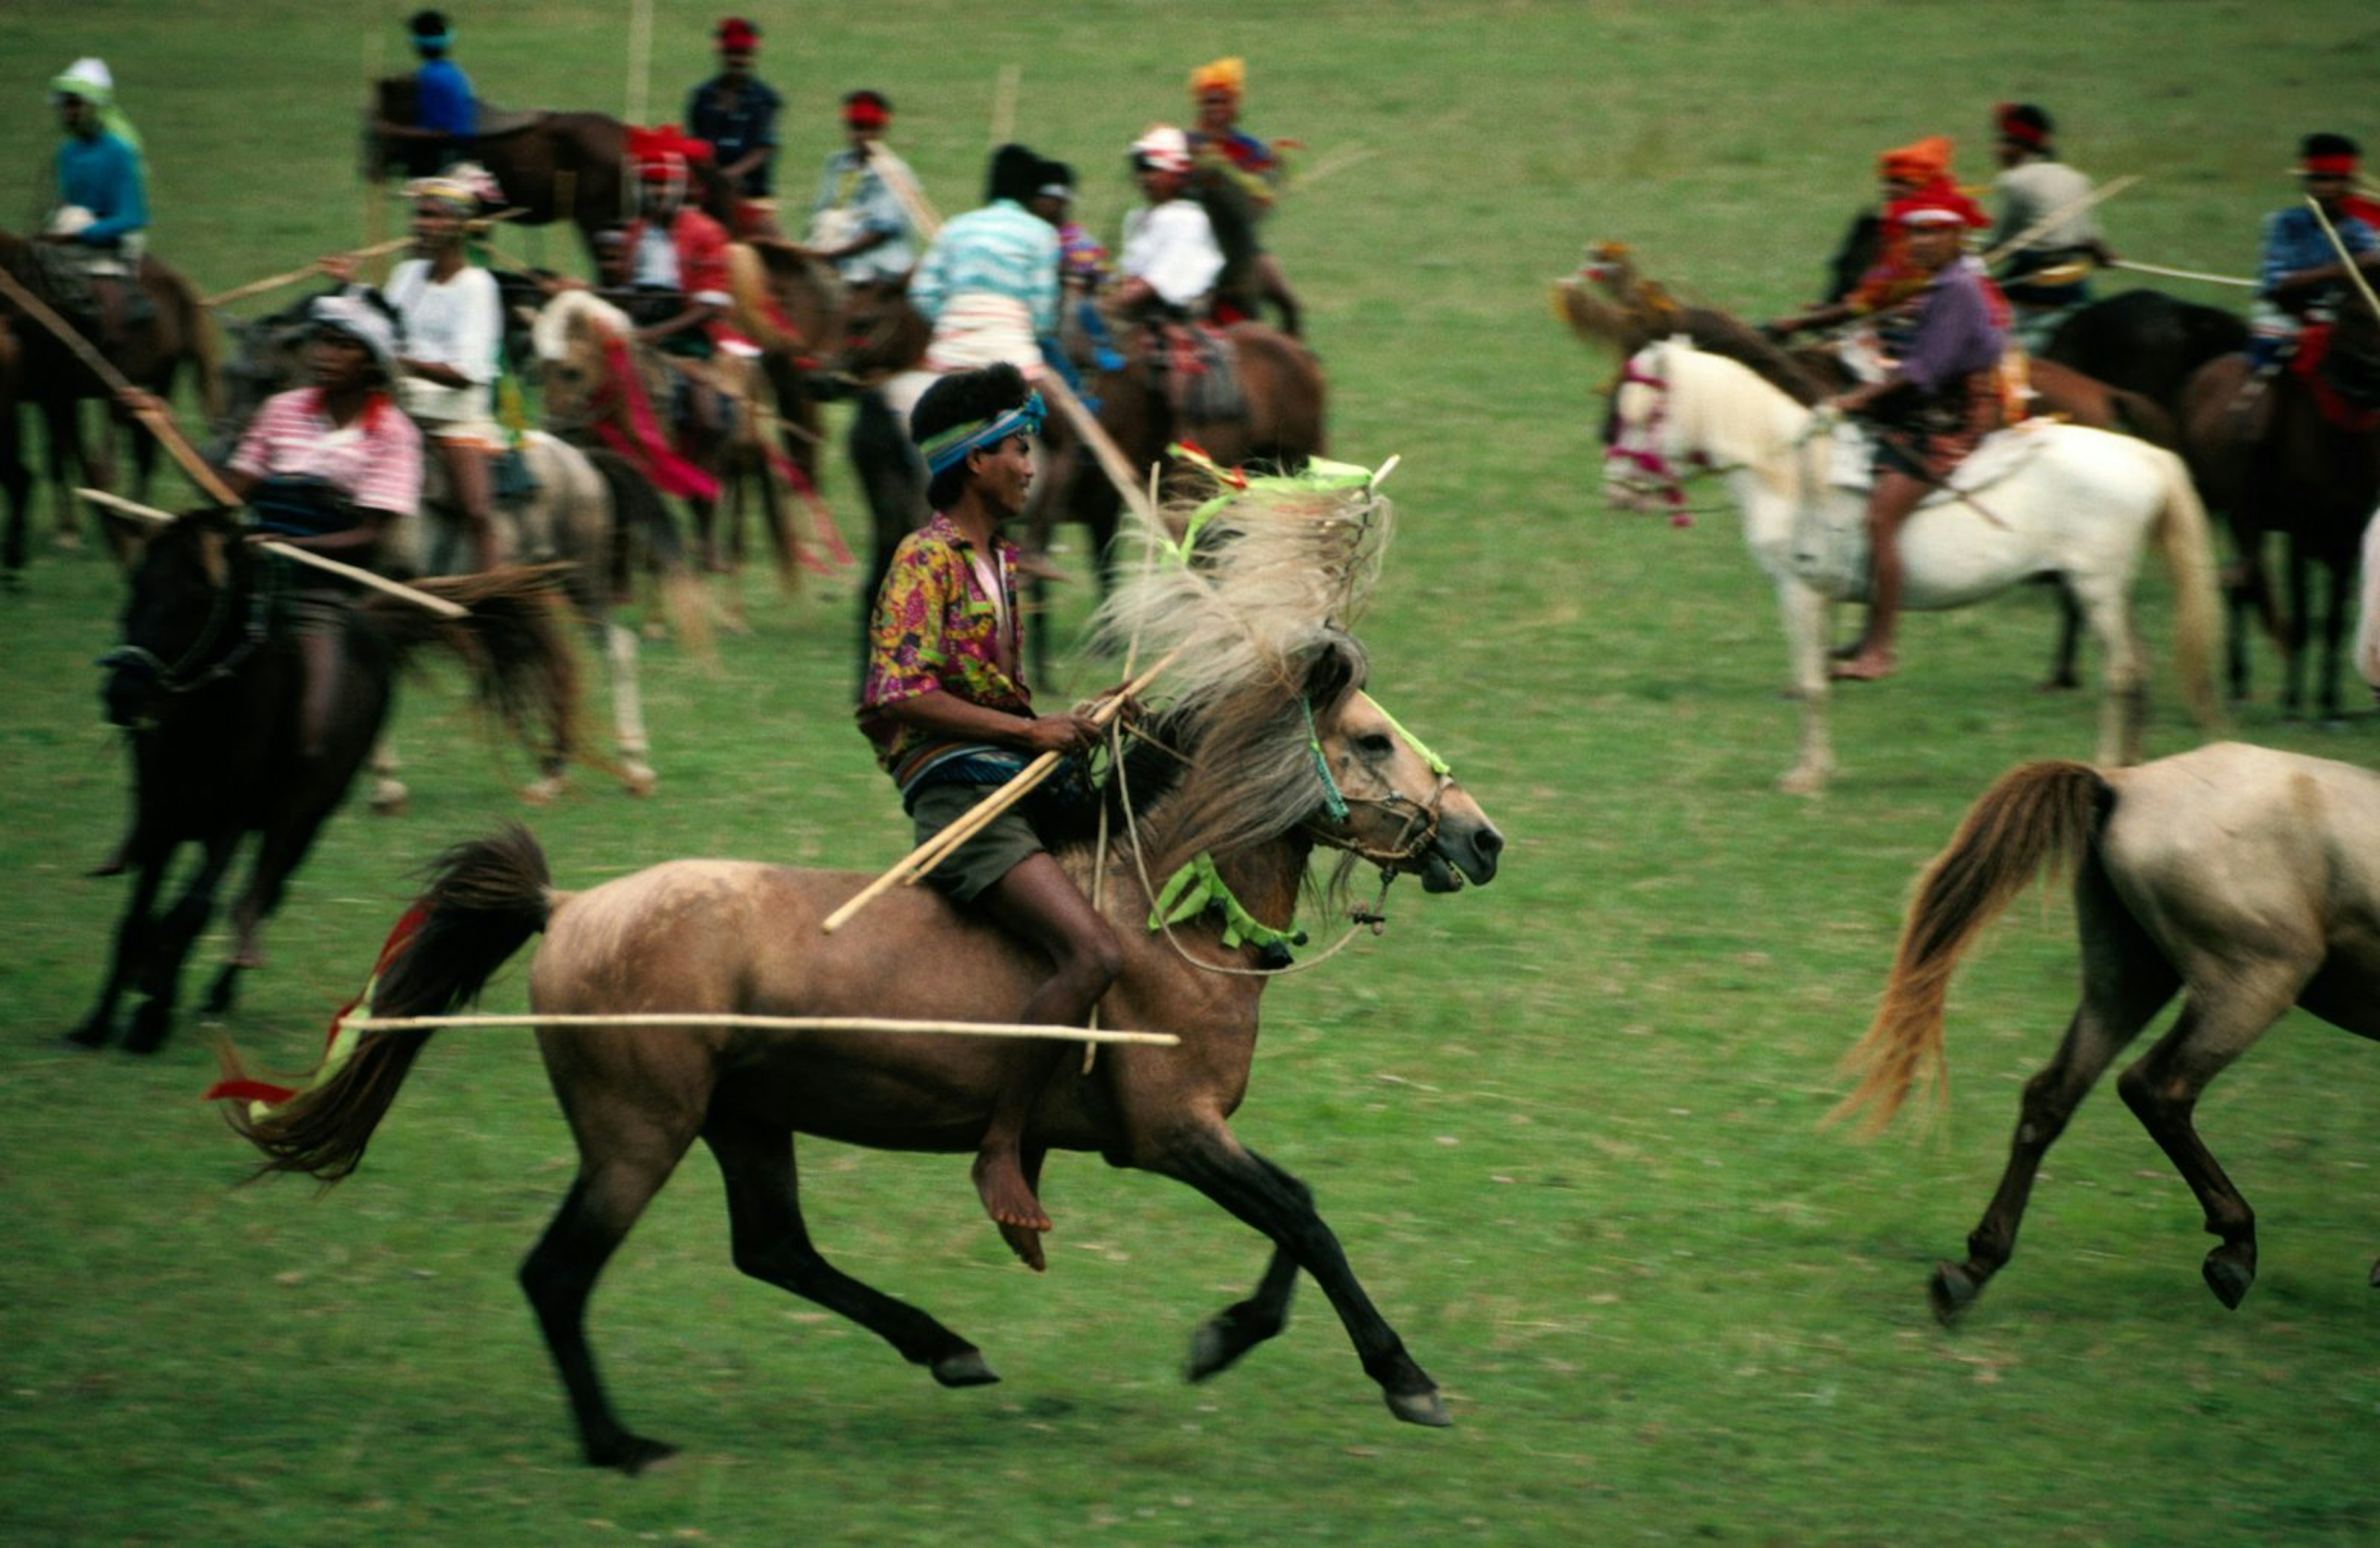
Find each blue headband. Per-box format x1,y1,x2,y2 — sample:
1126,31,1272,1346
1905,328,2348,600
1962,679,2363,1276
918,391,1046,476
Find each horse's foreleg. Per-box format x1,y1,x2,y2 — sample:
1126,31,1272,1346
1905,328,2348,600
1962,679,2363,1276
700,1111,994,1387
2113,962,2309,1311
1774,577,1833,795
1159,1130,1447,1427
69,845,172,1047
2316,547,2353,723
123,830,242,1053
2281,537,2314,718
1934,868,2177,1320
2043,585,2085,691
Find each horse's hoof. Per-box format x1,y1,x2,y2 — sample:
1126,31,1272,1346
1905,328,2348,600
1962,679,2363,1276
521,776,564,806
121,1006,171,1056
930,1350,999,1388
2203,1246,2255,1310
369,778,408,816
1383,1386,1452,1428
592,1434,679,1475
620,763,658,798
1928,1261,1983,1323
1186,1319,1241,1384
63,1021,109,1050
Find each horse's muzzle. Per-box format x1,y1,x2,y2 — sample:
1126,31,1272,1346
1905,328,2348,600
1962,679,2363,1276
1421,818,1504,892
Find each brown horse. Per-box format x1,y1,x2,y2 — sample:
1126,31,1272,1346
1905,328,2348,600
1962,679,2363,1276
213,477,1502,1471
2178,302,2380,721
367,79,746,250
0,231,218,558
1833,742,2380,1321
1054,317,1328,592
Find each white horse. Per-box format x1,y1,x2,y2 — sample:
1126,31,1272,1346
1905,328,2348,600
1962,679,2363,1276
1604,338,2221,794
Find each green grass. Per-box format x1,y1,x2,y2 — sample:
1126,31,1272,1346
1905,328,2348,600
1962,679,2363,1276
7,3,2380,1545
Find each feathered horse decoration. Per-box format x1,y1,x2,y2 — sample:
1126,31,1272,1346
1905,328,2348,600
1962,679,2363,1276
1083,450,1407,884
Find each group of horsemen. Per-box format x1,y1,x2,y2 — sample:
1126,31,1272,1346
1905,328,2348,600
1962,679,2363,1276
37,23,2380,1262
38,15,1309,1269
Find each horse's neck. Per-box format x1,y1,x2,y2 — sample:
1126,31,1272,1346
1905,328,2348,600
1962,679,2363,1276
1674,359,1810,472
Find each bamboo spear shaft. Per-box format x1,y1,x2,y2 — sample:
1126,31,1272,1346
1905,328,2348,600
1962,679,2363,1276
821,646,1183,935
343,1011,1178,1044
0,264,244,506
1980,172,2139,270
2304,194,2380,326
79,488,471,618
2107,258,2256,289
200,209,524,309
1039,367,1161,527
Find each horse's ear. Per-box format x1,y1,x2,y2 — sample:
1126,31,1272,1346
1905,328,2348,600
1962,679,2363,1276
1298,630,1370,711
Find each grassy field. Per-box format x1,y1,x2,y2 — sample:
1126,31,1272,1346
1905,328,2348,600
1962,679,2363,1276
7,2,2380,1544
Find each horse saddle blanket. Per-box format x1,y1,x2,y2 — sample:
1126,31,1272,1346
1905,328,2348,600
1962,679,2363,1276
1151,323,1246,424
1793,420,2061,592
2290,324,2380,433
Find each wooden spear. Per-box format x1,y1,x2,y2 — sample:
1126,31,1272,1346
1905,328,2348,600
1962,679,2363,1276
79,488,470,618
0,263,245,506
1039,366,1160,527
2304,194,2380,326
1979,172,2139,270
820,646,1183,934
201,209,524,309
342,1011,1178,1044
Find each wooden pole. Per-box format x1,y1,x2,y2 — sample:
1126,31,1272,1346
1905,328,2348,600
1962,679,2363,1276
203,238,413,309
2304,194,2380,326
1040,367,1160,527
343,1011,1179,1044
2107,258,2257,289
867,141,943,239
625,0,654,127
989,64,1021,150
79,488,472,618
820,647,1183,934
1980,173,2138,270
0,265,244,505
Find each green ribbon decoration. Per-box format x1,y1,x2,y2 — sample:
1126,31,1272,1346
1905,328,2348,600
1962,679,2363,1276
1149,853,1307,952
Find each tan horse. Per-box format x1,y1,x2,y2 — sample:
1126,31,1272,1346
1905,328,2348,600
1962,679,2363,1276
213,474,1503,1471
531,288,809,625
1833,742,2380,1321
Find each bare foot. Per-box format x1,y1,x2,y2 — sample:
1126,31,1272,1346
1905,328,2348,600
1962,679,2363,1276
973,1150,1052,1271
1829,650,1897,682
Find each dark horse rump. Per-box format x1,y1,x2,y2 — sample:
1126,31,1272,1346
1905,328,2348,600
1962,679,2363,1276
73,511,583,1052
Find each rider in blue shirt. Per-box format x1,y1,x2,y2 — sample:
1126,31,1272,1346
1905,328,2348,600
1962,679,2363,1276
376,8,477,177
45,58,150,347
2250,133,2380,371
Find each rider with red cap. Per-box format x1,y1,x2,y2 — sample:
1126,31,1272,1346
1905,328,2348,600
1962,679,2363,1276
1824,187,2009,683
1990,103,2118,346
804,90,919,288
2249,133,2380,374
686,17,782,213
620,126,754,364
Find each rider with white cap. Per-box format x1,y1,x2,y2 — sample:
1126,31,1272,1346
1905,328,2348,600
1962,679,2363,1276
45,57,149,346
1116,125,1225,320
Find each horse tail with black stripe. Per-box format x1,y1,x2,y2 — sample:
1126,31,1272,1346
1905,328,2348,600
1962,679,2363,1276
1827,760,2110,1135
210,825,558,1181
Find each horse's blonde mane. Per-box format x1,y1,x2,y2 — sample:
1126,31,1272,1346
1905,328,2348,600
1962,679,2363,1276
530,289,633,361
1086,468,1394,869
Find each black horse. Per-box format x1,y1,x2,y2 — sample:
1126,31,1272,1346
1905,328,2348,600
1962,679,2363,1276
2042,288,2250,420
71,510,584,1052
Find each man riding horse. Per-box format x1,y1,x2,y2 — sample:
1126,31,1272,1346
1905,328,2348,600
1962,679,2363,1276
44,57,149,351
1186,56,1303,336
2247,133,2380,397
375,9,477,177
1824,186,2010,683
857,363,1117,1271
620,126,757,432
1990,103,2120,351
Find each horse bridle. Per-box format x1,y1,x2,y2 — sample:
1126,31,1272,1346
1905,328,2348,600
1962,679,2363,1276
98,548,271,699
1298,699,1455,871
1602,355,1702,516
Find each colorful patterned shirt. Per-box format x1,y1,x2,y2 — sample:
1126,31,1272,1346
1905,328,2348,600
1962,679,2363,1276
858,513,1033,779
1059,220,1111,288
808,145,918,285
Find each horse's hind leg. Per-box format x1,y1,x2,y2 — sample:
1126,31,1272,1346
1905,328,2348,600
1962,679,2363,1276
2115,961,2309,1310
1933,863,2177,1321
1186,1242,1300,1384
1157,1127,1446,1427
521,1154,687,1473
123,832,242,1053
69,848,171,1047
700,1110,994,1387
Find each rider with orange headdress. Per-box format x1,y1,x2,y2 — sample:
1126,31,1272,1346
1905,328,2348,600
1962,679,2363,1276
1768,134,1962,339
1184,56,1303,335
1823,185,2009,684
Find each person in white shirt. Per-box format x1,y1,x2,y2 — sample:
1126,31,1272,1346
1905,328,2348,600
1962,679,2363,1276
334,169,508,566
1116,125,1224,319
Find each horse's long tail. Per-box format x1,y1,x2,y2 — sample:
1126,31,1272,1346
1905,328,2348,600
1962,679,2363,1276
725,240,809,356
213,825,557,1180
366,565,596,775
1827,760,2109,1135
2148,445,2223,729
